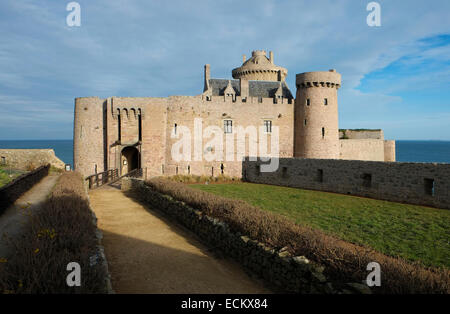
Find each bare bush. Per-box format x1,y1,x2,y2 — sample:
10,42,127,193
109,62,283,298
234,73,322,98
145,178,450,294
0,172,106,294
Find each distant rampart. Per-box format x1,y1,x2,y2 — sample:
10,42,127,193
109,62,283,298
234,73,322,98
0,149,65,170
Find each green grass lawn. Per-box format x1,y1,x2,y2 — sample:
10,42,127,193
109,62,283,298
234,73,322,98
0,166,25,188
192,182,450,268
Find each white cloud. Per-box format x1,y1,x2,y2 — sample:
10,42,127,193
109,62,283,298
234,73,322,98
0,0,449,139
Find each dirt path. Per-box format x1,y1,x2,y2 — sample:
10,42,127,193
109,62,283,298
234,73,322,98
89,187,270,294
0,174,60,258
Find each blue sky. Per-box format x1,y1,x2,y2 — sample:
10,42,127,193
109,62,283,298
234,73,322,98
0,0,449,140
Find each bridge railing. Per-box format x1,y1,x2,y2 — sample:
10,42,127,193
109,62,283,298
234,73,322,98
86,169,119,189
85,168,145,189
121,168,144,179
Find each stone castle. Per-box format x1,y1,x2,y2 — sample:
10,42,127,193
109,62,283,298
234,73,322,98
73,50,395,178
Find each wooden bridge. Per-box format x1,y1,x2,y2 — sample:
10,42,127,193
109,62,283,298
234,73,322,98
85,168,145,189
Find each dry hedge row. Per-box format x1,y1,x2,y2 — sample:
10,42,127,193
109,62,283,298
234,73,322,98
146,178,450,294
0,172,106,294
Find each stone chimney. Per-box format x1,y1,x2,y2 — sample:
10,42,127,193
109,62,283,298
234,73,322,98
204,64,210,92
269,51,274,64
243,54,246,63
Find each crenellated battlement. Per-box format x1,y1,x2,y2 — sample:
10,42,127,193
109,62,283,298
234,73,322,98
296,70,341,89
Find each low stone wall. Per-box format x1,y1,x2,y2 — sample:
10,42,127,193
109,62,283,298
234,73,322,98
243,158,450,209
0,164,50,214
0,149,65,170
122,178,370,294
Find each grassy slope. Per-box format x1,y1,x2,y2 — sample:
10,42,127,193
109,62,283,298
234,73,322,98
0,167,24,187
192,182,450,268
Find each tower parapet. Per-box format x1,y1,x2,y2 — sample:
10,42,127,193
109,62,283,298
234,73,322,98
294,70,341,159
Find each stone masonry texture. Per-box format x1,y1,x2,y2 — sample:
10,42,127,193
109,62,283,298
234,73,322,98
243,157,450,209
73,50,397,182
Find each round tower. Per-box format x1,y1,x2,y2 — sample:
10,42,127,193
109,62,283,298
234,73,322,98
73,97,105,176
294,70,341,159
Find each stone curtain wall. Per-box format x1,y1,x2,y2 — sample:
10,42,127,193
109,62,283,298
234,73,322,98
122,178,370,294
243,158,450,209
0,164,50,214
0,149,65,170
339,139,385,161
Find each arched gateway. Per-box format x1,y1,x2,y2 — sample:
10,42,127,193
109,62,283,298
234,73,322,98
121,146,139,175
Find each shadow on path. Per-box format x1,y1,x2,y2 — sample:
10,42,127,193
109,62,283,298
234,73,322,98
89,188,271,294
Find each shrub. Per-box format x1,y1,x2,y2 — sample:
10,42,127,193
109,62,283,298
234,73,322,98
144,178,450,294
165,174,241,184
25,162,36,172
0,172,106,294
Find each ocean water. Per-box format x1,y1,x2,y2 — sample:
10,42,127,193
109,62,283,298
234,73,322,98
395,141,450,163
0,140,449,166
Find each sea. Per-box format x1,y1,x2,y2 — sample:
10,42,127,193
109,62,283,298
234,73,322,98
0,140,449,167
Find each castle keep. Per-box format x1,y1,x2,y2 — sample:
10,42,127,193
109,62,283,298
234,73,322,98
74,50,396,178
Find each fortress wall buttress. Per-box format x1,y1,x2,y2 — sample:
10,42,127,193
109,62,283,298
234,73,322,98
384,140,396,162
73,97,106,177
294,70,341,159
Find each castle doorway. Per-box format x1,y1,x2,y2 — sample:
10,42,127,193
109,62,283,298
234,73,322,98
121,146,140,175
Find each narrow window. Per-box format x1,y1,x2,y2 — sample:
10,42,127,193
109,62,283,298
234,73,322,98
424,178,435,196
304,119,307,126
306,99,310,106
282,167,288,178
322,127,325,139
118,115,121,141
317,169,323,183
256,165,261,176
174,123,177,135
187,165,190,175
224,120,233,134
220,163,224,174
161,164,164,174
324,98,328,105
94,164,97,174
211,167,214,177
138,114,142,141
264,120,272,133
176,166,178,175
362,173,372,188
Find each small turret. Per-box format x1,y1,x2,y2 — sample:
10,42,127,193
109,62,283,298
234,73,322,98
232,50,287,82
